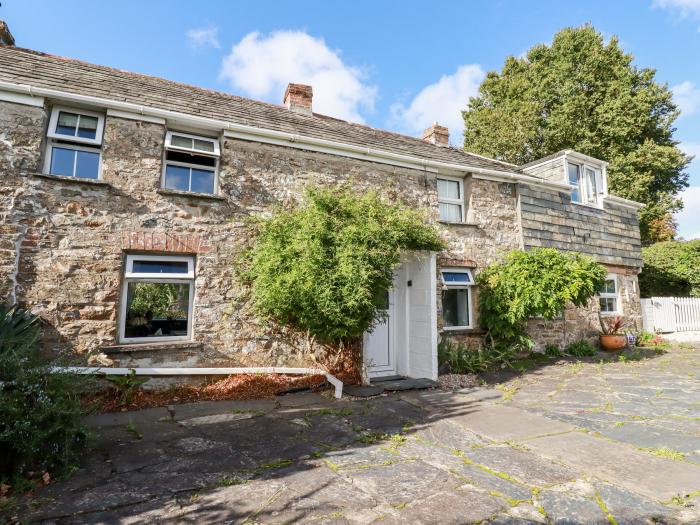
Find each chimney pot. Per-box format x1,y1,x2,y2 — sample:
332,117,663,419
422,123,449,147
283,83,313,115
0,21,15,47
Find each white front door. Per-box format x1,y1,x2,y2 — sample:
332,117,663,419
364,289,396,377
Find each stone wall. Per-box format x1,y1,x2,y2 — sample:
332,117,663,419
0,98,644,368
527,268,642,350
519,184,643,268
0,99,522,367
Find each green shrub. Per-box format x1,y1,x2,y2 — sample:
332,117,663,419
564,339,598,357
477,248,607,344
544,344,563,357
438,337,518,374
0,304,89,488
238,186,445,343
639,240,700,297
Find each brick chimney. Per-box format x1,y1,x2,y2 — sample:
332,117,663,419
283,83,313,115
0,21,15,46
422,123,449,147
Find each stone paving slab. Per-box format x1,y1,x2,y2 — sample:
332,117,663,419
11,347,700,524
523,430,700,500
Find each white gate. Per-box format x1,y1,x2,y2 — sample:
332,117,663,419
641,297,700,333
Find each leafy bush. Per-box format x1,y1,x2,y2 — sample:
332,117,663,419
635,330,668,348
639,240,700,297
477,248,607,343
564,339,598,357
438,337,518,374
0,304,88,489
544,344,563,358
238,186,445,343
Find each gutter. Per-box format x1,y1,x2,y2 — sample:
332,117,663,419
0,80,571,193
51,366,344,399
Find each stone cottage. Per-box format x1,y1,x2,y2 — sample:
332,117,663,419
0,28,643,381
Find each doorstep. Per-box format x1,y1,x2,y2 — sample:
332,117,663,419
345,376,439,397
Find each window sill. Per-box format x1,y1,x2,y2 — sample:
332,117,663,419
101,341,202,354
32,172,110,187
441,327,485,335
438,220,479,227
570,201,604,211
157,188,226,201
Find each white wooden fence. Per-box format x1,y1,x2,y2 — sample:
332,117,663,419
641,297,700,333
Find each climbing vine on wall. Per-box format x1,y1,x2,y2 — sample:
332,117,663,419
237,185,445,344
477,248,607,345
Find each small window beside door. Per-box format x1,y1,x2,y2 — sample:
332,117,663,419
441,269,473,330
163,131,220,195
567,161,604,206
437,176,465,222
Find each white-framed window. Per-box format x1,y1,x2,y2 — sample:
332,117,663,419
599,274,620,315
162,131,220,195
119,254,195,343
437,176,464,222
441,268,473,330
567,162,604,206
44,106,105,180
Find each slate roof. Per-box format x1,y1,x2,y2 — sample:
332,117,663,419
0,45,520,174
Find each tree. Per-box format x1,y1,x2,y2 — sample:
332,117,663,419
238,186,445,344
639,240,700,297
462,25,690,245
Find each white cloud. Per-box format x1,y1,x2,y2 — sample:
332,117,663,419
389,64,485,145
675,142,700,239
186,26,220,50
653,0,700,28
672,81,700,116
219,31,376,123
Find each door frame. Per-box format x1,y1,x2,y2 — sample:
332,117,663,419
363,286,397,378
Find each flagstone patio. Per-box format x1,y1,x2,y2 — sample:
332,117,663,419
15,346,700,524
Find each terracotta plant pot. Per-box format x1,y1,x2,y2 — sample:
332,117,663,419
599,334,627,352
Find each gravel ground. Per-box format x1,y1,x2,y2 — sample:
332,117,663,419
438,372,480,390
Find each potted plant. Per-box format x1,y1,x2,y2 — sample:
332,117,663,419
598,313,627,351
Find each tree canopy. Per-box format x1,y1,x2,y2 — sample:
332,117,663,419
462,25,690,245
639,240,700,298
238,186,445,343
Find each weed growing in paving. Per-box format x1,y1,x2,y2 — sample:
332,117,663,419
125,421,143,440
641,447,686,461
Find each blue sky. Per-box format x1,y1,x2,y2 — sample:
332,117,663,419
3,0,699,238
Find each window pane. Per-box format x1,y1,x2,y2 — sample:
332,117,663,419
599,297,617,313
56,111,79,136
437,179,460,199
164,164,190,191
124,282,190,339
171,135,193,149
442,271,472,284
567,163,580,185
165,150,217,167
190,168,215,194
50,147,75,176
74,150,100,179
599,279,616,294
193,138,215,153
439,202,462,222
77,115,98,139
585,167,597,204
571,187,581,203
442,288,470,328
132,260,189,274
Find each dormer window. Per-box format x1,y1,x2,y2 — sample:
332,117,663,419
567,162,603,206
44,107,105,180
162,131,219,195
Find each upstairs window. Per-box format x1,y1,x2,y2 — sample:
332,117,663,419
162,131,219,195
599,274,620,315
437,176,464,222
441,269,473,330
567,162,604,206
44,107,105,180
